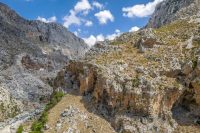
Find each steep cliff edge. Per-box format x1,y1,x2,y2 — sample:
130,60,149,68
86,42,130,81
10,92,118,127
0,2,88,123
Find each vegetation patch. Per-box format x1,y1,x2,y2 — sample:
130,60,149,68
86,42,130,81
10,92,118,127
154,21,197,45
30,91,64,133
132,76,140,87
192,57,198,69
16,125,23,133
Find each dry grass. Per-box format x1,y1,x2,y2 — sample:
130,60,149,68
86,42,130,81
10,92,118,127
95,44,147,66
154,21,198,45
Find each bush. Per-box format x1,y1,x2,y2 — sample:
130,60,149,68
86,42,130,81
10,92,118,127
132,77,140,87
16,125,23,133
192,57,198,69
31,92,64,132
31,121,43,132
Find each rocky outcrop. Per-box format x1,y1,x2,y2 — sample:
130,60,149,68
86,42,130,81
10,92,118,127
147,0,200,28
65,61,183,132
0,2,88,122
0,2,88,70
48,0,200,131
55,17,200,132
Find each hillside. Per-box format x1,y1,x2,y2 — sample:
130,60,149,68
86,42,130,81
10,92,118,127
0,1,88,127
0,0,200,133
49,0,200,132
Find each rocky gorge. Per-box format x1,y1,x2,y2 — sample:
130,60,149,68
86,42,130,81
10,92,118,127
0,0,200,133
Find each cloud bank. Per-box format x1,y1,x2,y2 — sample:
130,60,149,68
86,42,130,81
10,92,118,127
122,0,164,18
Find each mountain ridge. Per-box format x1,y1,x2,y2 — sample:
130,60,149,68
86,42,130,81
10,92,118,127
0,1,88,124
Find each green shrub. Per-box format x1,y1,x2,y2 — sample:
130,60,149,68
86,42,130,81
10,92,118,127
31,121,43,132
132,77,140,87
16,125,23,133
192,57,198,69
31,92,64,132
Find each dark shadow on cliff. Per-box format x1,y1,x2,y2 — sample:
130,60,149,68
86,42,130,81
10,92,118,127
171,89,200,126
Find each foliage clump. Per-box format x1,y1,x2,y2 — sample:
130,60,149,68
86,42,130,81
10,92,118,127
30,92,64,133
16,125,23,133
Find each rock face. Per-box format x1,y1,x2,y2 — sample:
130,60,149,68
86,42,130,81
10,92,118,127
0,2,88,70
0,2,88,121
147,0,200,28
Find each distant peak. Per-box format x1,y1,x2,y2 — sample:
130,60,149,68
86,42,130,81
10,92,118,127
146,0,199,28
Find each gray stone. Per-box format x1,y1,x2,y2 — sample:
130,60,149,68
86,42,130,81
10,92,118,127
147,0,199,28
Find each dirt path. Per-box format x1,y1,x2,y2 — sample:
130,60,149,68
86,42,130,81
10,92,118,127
45,92,116,133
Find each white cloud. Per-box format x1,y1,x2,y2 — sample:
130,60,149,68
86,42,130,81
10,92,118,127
74,31,78,36
115,29,120,33
62,0,106,28
37,16,57,23
85,20,93,26
74,0,91,13
96,34,105,41
129,26,140,32
95,10,114,24
48,16,57,22
83,34,105,47
63,0,93,28
92,1,104,9
83,35,97,47
122,0,164,18
63,10,81,28
106,29,121,41
74,29,81,36
78,29,81,32
83,29,122,46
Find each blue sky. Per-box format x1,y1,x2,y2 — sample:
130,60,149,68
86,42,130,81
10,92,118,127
0,0,163,46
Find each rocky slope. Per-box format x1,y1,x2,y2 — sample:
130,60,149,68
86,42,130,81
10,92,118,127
0,2,88,124
147,0,200,28
1,0,200,132
50,0,200,132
